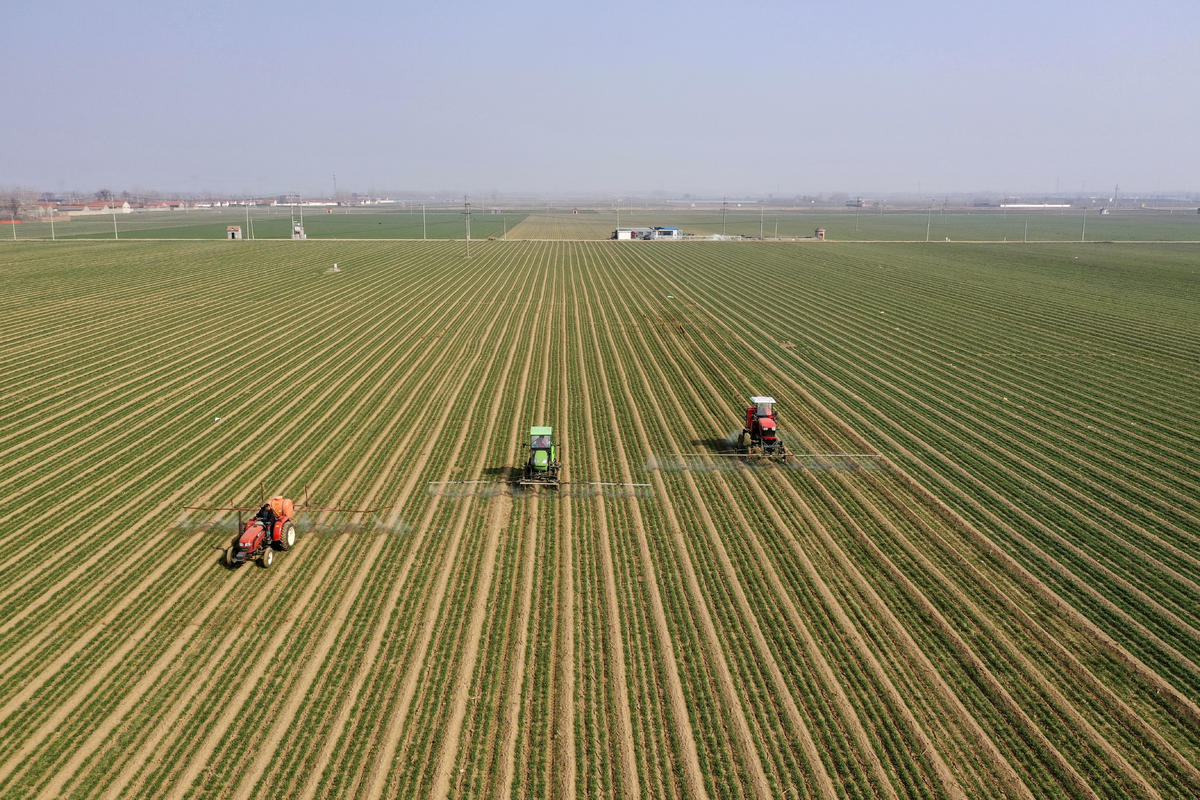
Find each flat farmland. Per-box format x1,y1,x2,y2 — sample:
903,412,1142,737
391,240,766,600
13,207,525,241
0,239,1197,799
14,206,1200,243
505,208,1200,242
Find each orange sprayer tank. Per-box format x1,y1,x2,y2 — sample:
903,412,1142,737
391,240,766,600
268,496,295,520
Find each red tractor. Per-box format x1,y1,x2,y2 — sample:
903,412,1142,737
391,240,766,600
739,396,785,456
225,496,297,569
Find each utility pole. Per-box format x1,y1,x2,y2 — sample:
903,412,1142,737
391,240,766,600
1081,208,1087,242
925,207,931,242
464,195,471,258
50,211,56,241
422,203,426,240
1024,216,1029,243
10,213,15,240
721,196,727,236
112,211,119,240
759,204,764,239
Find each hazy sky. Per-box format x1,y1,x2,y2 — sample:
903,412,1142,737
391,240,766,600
3,0,1197,197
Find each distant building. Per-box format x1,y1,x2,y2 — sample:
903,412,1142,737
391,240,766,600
63,201,132,217
613,226,683,240
815,227,826,240
227,225,243,240
613,227,652,240
86,201,131,214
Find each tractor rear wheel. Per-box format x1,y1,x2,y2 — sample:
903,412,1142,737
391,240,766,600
225,547,237,568
278,521,296,551
260,548,273,569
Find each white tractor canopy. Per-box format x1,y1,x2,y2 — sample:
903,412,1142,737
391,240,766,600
749,396,776,415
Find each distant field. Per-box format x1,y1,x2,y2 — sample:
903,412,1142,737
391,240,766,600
507,208,1200,241
12,207,525,241
10,206,1200,242
0,239,1197,798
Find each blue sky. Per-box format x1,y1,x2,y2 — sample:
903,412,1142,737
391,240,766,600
3,0,1197,197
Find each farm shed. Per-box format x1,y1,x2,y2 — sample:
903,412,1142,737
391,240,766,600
226,225,242,240
650,226,682,240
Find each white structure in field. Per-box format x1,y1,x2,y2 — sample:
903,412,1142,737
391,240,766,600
613,226,682,240
613,227,652,240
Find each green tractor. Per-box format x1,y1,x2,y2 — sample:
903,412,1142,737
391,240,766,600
521,425,561,486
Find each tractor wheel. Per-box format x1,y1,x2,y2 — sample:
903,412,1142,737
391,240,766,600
225,547,237,568
737,431,746,450
278,521,296,551
260,548,273,569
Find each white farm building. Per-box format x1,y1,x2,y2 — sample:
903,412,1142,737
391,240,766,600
612,226,682,240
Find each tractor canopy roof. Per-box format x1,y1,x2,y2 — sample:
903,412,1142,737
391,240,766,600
749,396,776,405
529,425,553,437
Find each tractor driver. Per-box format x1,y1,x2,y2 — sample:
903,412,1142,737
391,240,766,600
256,503,277,529
533,434,550,449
